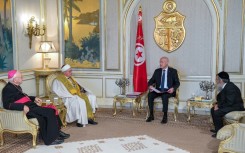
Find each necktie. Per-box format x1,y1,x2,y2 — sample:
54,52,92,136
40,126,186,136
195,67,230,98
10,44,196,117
161,70,165,91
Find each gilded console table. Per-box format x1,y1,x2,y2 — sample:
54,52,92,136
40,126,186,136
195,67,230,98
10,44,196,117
186,99,214,122
34,69,60,97
41,98,67,127
113,95,142,117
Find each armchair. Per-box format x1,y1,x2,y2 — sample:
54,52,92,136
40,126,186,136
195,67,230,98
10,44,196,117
217,122,245,153
223,99,245,124
46,72,62,101
0,79,39,147
145,73,180,121
46,72,67,127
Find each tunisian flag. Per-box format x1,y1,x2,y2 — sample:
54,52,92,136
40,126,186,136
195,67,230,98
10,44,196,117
133,7,147,92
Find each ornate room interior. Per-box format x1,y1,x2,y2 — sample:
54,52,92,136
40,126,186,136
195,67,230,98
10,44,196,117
0,0,245,153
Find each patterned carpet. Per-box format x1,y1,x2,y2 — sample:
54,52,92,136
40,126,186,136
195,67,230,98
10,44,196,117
96,108,212,130
25,135,190,153
0,108,212,153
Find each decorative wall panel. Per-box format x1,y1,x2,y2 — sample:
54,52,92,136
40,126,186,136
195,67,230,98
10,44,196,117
223,0,244,73
105,0,120,70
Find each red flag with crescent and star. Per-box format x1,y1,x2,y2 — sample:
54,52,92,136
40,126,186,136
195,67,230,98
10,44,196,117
133,6,147,92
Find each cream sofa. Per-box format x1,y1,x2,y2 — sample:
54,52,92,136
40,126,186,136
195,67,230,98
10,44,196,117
217,122,245,153
0,79,39,147
224,100,245,124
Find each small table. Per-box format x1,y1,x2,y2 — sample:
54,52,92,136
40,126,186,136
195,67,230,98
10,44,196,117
113,95,142,117
41,98,67,127
186,99,214,122
34,69,60,97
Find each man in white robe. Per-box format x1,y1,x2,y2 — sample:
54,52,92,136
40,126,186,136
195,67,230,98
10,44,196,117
52,64,98,127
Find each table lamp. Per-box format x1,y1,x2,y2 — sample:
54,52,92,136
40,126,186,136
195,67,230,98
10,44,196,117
37,41,56,69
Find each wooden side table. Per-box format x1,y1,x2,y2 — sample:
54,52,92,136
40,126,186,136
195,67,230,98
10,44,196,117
34,69,60,97
113,95,142,117
42,98,67,127
186,99,214,122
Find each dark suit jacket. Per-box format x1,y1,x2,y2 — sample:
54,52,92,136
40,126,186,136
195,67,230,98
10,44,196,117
148,67,180,94
216,82,245,112
2,82,36,110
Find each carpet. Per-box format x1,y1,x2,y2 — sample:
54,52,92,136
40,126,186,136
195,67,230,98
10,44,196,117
0,108,215,153
25,135,190,153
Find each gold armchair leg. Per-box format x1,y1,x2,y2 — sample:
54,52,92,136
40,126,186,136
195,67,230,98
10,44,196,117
32,133,37,147
174,102,178,122
0,131,3,146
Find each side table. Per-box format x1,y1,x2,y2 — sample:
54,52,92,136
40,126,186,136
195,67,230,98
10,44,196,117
113,95,142,117
34,69,60,97
186,99,214,122
42,98,67,127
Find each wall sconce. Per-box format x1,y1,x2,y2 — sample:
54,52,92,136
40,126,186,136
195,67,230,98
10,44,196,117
37,41,56,69
26,16,46,49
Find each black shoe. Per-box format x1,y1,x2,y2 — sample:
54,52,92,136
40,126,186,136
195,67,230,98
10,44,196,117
161,117,168,124
59,131,70,139
88,119,98,125
210,129,217,133
49,139,64,145
211,133,217,138
57,136,64,140
146,116,154,122
76,123,84,127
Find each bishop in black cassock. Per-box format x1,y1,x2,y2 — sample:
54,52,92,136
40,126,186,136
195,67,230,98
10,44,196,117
2,70,68,145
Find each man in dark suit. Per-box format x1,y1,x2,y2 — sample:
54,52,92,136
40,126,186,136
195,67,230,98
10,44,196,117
146,57,180,124
210,71,245,138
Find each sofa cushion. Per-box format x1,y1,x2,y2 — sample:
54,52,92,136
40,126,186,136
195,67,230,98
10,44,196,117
29,118,39,125
217,124,233,140
225,111,245,121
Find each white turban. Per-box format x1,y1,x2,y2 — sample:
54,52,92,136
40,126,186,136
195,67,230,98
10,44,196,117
61,64,71,72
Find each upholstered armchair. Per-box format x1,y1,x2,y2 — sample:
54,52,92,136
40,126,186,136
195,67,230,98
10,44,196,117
145,72,180,122
145,87,179,121
217,122,245,153
46,72,67,127
224,100,245,124
46,72,62,101
0,79,39,147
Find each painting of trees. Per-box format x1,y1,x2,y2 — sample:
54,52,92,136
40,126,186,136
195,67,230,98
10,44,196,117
63,0,100,69
0,0,13,72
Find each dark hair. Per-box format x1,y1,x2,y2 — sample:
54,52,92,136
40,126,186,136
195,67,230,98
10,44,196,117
221,78,229,83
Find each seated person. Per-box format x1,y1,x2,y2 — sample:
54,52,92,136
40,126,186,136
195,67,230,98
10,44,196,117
147,57,180,124
52,64,98,127
210,71,245,138
2,70,70,145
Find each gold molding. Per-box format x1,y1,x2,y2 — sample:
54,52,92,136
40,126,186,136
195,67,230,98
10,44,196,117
211,0,220,96
223,0,244,74
211,0,220,75
122,0,134,78
56,0,61,69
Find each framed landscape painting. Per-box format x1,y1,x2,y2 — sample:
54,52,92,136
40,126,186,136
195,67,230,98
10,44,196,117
63,0,100,69
0,0,13,72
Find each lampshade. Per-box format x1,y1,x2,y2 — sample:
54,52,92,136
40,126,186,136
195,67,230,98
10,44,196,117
37,41,56,53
